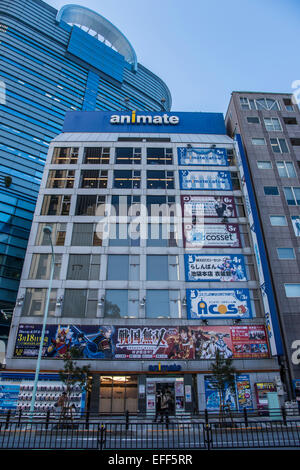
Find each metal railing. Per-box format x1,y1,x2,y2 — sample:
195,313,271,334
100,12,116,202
0,410,299,450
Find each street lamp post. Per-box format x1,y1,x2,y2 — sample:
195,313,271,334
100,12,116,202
29,226,55,419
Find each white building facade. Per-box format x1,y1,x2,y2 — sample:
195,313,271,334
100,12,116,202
4,111,284,415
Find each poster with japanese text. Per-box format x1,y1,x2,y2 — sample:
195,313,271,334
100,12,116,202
184,254,247,282
14,324,269,360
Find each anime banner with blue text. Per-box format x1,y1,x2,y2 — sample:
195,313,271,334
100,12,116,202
177,147,228,166
179,170,232,190
13,324,269,360
186,288,252,319
185,254,247,282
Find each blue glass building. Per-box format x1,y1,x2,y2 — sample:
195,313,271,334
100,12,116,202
0,0,172,320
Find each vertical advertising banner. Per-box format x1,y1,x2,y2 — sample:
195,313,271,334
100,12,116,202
177,147,228,166
179,170,232,190
186,288,252,319
184,223,241,249
184,254,248,282
204,375,253,411
181,195,237,219
235,135,283,356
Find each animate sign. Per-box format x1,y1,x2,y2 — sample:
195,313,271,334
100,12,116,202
148,363,182,372
110,110,179,125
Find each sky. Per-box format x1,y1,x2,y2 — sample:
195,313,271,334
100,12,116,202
46,0,300,114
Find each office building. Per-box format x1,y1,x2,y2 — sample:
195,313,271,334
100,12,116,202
0,0,171,329
226,91,300,399
3,110,284,415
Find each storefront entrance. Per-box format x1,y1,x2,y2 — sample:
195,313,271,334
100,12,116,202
146,377,185,416
99,376,138,414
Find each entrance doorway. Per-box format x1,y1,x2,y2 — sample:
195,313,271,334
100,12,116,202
99,376,138,414
146,377,185,415
156,382,175,415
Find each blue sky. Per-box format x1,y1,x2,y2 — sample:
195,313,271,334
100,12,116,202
47,0,300,114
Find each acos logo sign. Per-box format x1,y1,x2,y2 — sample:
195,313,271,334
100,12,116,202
110,110,179,125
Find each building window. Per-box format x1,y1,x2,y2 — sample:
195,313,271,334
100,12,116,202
146,148,173,165
0,255,23,280
71,223,102,246
46,170,75,188
147,223,178,247
35,223,67,246
75,195,106,215
257,161,272,169
291,216,300,237
29,254,62,280
283,187,300,205
255,98,280,110
146,255,179,281
23,288,58,316
283,98,294,112
115,147,141,165
83,147,110,164
62,289,98,318
67,254,100,280
290,138,300,147
269,216,287,226
109,223,140,247
104,290,139,318
111,195,141,216
146,170,175,189
41,195,71,216
146,290,181,318
247,117,260,124
107,255,139,281
252,138,266,146
284,284,300,297
276,161,296,178
113,170,141,189
270,138,289,153
52,147,79,164
277,248,295,259
264,186,279,196
283,117,297,125
80,170,108,188
240,97,255,110
264,117,282,131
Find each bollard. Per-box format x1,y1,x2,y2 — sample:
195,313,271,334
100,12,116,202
85,410,90,430
281,406,287,426
166,411,169,429
46,409,50,430
243,408,248,427
204,408,209,426
17,409,22,427
125,410,129,430
5,410,11,430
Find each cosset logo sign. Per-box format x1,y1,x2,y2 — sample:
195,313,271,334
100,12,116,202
110,110,179,125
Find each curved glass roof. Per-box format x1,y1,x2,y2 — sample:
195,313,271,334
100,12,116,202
56,4,138,71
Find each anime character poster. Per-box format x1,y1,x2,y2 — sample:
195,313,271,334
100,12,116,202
204,374,253,411
14,324,269,360
184,254,247,282
177,147,228,166
179,170,232,190
186,288,252,320
184,223,241,249
181,195,237,219
14,324,116,360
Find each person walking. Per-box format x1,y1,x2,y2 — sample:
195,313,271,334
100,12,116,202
159,392,170,423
